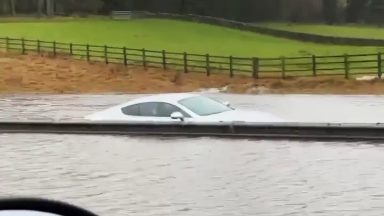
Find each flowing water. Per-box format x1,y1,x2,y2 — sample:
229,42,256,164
1,93,384,216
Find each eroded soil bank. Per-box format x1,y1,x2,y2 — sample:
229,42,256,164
1,52,384,95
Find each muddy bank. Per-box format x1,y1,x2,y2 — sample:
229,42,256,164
0,52,384,95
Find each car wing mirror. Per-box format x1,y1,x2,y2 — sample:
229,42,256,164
223,101,231,107
170,112,184,121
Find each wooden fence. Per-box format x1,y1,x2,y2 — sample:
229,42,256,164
0,37,383,79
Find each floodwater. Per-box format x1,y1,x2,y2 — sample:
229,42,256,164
2,93,384,216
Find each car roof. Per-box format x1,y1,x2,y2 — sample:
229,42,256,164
120,93,200,107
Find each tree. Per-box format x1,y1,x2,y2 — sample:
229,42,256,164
55,0,103,15
2,0,376,24
0,0,10,14
10,0,15,15
180,0,186,14
100,0,133,14
368,0,384,11
278,0,323,22
323,0,338,24
46,0,54,16
132,0,149,11
346,0,369,22
367,0,384,23
37,0,44,17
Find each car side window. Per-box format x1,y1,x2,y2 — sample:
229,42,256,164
121,104,139,116
139,102,159,116
121,102,191,117
156,103,190,117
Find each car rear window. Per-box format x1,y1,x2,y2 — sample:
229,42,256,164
121,104,140,116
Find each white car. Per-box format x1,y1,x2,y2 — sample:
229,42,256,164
85,93,284,123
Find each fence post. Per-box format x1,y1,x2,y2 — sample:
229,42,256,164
104,45,108,64
53,41,56,56
37,40,41,53
123,47,127,66
281,57,286,79
344,54,349,79
162,50,166,70
86,44,90,62
183,52,188,73
229,56,234,77
21,38,25,54
312,55,317,77
252,57,259,79
142,48,146,68
206,54,210,76
378,52,382,79
69,43,73,56
5,37,9,51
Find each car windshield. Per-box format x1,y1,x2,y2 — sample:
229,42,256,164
178,96,233,116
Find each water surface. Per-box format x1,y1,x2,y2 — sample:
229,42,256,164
1,93,384,216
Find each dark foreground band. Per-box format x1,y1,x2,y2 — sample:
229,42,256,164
1,121,384,142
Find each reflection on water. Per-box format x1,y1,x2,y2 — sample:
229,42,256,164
1,93,384,215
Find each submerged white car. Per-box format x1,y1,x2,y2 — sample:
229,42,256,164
85,93,284,123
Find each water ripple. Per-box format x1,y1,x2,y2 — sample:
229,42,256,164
2,94,384,215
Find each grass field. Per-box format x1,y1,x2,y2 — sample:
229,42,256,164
258,22,384,40
0,18,383,58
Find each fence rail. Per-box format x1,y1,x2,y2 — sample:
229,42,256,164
0,37,383,79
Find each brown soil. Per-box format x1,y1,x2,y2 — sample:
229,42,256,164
1,52,384,95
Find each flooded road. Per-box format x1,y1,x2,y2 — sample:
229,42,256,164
1,93,384,123
1,93,384,216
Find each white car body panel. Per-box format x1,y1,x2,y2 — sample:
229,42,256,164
85,93,285,123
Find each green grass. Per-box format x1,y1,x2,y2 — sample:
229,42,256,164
0,18,383,58
258,22,384,40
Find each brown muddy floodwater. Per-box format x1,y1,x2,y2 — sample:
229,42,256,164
1,93,384,216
